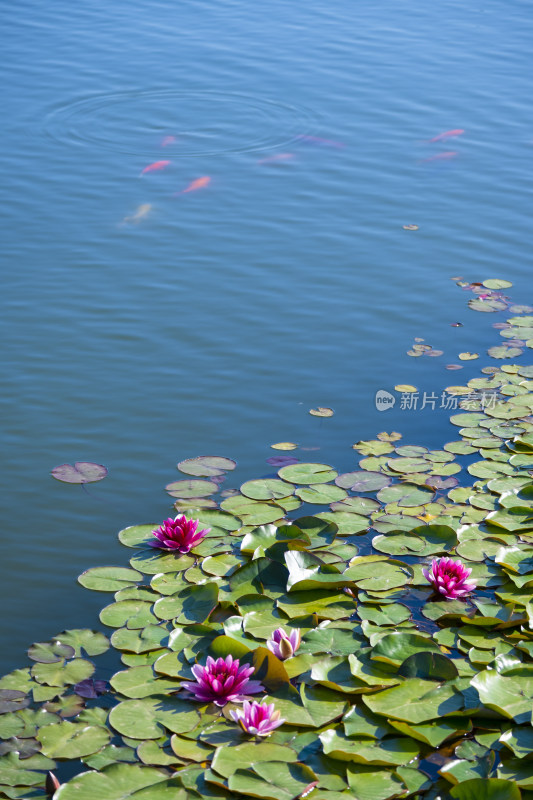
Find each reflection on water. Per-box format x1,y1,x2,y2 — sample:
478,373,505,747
1,0,533,674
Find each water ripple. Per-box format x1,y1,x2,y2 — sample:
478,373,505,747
43,88,319,156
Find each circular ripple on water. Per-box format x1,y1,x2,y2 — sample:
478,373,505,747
43,89,318,157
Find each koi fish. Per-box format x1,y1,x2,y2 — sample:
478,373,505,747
257,153,295,164
421,151,458,162
140,160,171,175
161,136,177,147
179,176,211,194
429,129,464,142
296,135,345,148
121,203,152,224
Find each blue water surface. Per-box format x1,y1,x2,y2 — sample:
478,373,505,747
1,0,532,673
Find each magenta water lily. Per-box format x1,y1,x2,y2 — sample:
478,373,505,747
266,627,301,660
182,655,264,707
230,700,285,737
150,514,210,553
423,557,476,599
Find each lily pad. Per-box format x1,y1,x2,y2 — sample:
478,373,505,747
335,472,390,492
177,456,236,476
309,407,334,417
78,567,143,592
240,479,294,500
278,463,337,485
51,462,108,483
165,479,219,498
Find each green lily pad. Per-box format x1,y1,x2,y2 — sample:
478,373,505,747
397,652,459,681
278,463,338,485
118,525,157,548
109,696,200,739
344,557,413,591
129,550,195,575
371,632,442,666
31,659,94,688
27,641,75,664
335,472,390,492
153,582,219,624
177,456,236,476
276,590,354,620
78,566,143,592
319,728,420,765
471,667,533,723
37,720,110,759
52,763,173,800
100,600,157,629
110,625,169,654
450,778,521,800
165,479,219,498
240,524,310,555
240,479,294,500
109,666,179,698
52,629,110,657
227,761,318,800
211,741,297,779
295,485,347,504
363,678,463,723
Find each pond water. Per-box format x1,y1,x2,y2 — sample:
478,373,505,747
1,0,532,675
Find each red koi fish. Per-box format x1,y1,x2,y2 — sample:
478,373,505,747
180,176,211,194
141,160,171,175
296,135,345,148
421,151,458,162
161,136,177,147
429,129,464,142
257,153,295,164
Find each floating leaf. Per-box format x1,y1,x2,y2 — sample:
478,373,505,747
271,442,298,450
177,456,236,476
483,279,513,290
335,471,390,492
51,462,108,483
278,463,337,485
309,407,334,417
165,479,219,498
53,629,110,657
27,642,75,664
108,696,200,739
394,385,417,393
78,567,143,592
266,456,299,467
240,479,294,500
363,678,463,723
459,352,479,361
450,778,521,799
51,763,173,799
37,721,110,759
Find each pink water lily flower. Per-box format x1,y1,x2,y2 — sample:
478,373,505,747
266,627,301,660
230,700,285,737
182,655,264,707
423,557,476,600
150,515,210,553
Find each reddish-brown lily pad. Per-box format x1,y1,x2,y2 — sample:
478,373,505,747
51,463,108,484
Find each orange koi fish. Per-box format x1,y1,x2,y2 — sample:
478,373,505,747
257,153,295,164
180,176,211,194
421,151,458,162
141,160,171,175
429,129,464,142
161,136,177,147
